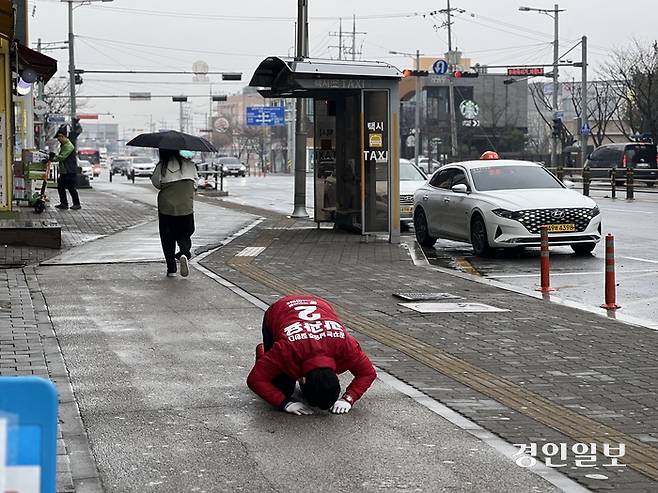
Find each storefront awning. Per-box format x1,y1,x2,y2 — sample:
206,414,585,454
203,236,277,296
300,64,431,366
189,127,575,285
0,0,12,40
17,44,58,84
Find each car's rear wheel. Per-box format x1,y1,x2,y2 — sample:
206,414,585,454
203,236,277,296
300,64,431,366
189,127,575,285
571,242,596,255
470,215,492,257
645,181,655,188
414,209,436,247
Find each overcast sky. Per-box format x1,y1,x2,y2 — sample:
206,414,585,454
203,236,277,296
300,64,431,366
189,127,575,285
29,0,655,139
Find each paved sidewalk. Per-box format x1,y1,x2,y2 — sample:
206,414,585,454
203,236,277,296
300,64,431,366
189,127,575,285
200,203,658,492
0,181,578,492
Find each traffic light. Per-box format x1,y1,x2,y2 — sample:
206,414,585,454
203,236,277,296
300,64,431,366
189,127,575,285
402,69,429,77
452,70,479,78
72,117,83,139
74,74,83,85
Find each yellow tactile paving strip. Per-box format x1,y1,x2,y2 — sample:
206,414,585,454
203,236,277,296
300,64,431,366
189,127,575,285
226,220,658,482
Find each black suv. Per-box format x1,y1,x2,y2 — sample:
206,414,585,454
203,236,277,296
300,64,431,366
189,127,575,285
585,143,657,186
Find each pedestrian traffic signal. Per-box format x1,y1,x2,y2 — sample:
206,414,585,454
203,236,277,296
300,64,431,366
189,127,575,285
452,70,479,78
402,69,429,77
74,74,83,85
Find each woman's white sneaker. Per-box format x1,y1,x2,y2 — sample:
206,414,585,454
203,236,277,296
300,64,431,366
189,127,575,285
179,255,189,277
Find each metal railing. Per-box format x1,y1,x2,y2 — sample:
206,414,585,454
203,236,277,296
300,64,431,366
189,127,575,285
545,165,658,199
197,164,224,192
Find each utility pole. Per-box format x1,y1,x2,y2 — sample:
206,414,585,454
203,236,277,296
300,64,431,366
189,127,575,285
67,0,76,141
447,0,459,159
551,3,559,168
339,18,343,60
415,49,421,167
36,38,46,149
519,4,564,167
580,35,588,168
352,15,356,61
329,16,364,60
292,0,309,218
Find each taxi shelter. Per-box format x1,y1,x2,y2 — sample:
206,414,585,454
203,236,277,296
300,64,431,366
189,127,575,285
250,57,402,242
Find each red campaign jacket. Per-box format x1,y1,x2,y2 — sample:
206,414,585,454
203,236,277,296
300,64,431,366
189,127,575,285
247,295,377,408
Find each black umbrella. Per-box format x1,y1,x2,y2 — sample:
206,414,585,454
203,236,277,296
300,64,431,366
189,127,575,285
126,130,217,152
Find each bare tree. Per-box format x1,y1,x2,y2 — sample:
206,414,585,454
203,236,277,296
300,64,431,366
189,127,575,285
600,38,658,140
528,81,575,150
564,79,624,147
41,79,87,143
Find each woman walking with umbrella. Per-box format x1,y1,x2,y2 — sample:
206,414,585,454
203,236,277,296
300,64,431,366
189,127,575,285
127,131,216,277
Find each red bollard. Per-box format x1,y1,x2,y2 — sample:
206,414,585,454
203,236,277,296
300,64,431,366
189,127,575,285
601,234,621,310
537,225,556,293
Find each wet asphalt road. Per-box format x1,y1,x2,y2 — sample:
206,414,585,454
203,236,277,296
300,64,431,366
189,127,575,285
420,190,658,326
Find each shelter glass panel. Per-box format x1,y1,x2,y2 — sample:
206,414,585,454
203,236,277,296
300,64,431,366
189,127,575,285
363,90,389,233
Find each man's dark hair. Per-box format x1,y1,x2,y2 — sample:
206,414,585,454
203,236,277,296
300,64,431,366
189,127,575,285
300,367,340,410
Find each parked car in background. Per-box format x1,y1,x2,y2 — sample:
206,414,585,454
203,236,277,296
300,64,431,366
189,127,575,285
111,156,132,175
585,142,658,186
399,159,428,228
127,156,156,177
413,160,602,257
417,157,442,174
218,157,247,177
77,158,93,180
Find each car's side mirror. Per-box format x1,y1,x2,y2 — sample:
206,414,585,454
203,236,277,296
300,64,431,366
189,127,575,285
563,179,576,189
452,183,469,194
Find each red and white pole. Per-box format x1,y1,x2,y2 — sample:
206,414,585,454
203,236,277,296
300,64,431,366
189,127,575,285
601,234,621,310
537,225,556,293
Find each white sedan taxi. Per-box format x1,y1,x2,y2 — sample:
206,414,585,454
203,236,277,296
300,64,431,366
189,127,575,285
413,160,602,256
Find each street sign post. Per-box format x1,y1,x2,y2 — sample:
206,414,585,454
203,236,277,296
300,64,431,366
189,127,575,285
431,59,449,75
580,123,592,136
246,106,285,126
46,115,66,124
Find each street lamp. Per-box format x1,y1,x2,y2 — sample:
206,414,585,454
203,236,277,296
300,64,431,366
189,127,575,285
61,0,114,144
519,4,565,168
389,49,424,170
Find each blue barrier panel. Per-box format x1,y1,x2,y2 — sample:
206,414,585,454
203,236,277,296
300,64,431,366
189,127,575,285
0,377,58,493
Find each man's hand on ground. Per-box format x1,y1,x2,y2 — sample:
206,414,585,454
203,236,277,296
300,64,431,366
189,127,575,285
284,401,314,415
330,399,352,414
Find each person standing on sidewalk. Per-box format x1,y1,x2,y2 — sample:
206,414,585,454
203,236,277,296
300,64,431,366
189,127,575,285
150,149,198,278
53,129,81,210
247,295,377,415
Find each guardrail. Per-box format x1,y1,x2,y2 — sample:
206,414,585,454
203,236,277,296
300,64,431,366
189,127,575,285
545,165,658,199
197,164,224,192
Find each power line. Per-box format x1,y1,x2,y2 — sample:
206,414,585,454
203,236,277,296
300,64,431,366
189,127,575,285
77,35,268,59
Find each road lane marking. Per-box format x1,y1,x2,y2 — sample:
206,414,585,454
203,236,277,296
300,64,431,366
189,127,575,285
621,256,658,264
455,257,481,276
602,208,655,214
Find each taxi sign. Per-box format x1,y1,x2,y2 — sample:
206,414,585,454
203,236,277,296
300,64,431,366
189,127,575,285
0,377,58,493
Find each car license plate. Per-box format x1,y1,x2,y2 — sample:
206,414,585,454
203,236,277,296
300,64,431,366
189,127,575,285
636,162,649,168
400,206,413,214
546,223,576,233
